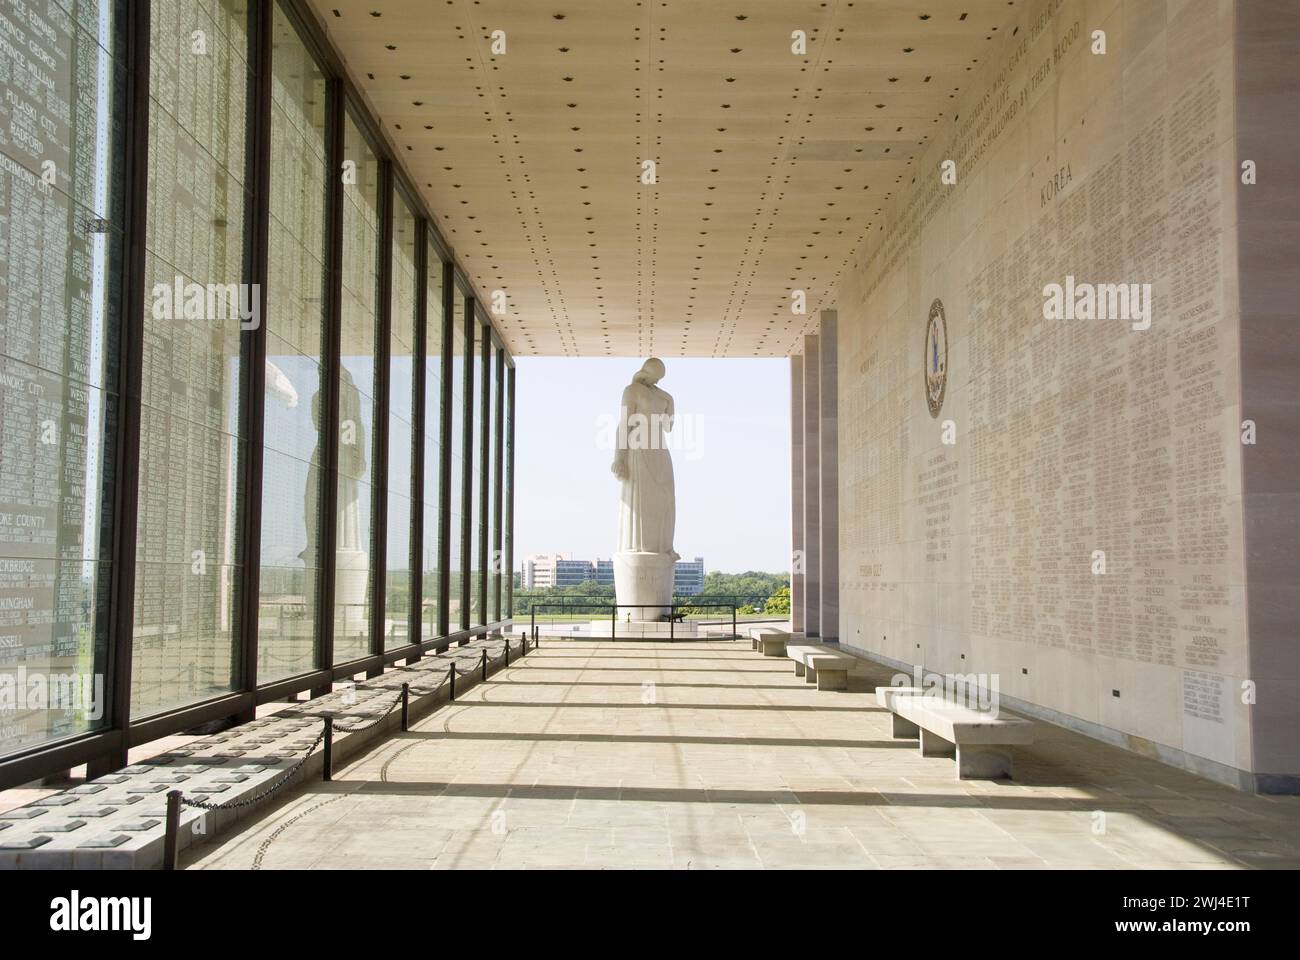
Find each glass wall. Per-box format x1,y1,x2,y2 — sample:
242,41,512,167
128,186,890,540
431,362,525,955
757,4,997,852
0,0,519,780
385,194,418,650
486,341,500,623
333,113,381,665
258,2,328,684
468,320,486,627
504,363,515,619
0,0,126,753
421,246,445,641
132,0,250,716
448,291,468,630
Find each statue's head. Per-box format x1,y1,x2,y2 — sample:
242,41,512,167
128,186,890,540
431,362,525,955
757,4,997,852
633,357,666,385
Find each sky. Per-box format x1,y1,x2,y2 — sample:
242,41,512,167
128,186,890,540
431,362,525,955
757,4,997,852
514,357,791,574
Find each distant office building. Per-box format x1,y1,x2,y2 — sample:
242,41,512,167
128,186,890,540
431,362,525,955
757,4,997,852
522,554,564,590
522,554,608,589
674,557,706,596
595,559,615,586
555,559,597,587
523,555,703,594
520,554,707,590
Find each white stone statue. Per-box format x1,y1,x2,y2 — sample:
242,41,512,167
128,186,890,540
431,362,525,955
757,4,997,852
302,367,369,622
611,358,679,620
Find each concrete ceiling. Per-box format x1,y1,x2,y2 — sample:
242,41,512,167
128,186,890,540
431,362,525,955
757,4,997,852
309,0,1021,358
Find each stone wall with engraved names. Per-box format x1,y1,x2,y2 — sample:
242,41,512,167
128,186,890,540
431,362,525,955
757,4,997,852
834,0,1256,781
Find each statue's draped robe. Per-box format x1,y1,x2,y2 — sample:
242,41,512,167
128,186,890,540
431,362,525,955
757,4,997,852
615,381,677,556
334,368,367,552
302,368,367,563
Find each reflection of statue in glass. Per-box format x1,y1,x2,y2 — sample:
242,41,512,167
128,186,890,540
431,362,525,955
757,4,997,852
333,368,370,620
302,383,322,567
267,359,299,409
301,368,368,590
335,366,367,552
611,358,678,557
610,359,679,622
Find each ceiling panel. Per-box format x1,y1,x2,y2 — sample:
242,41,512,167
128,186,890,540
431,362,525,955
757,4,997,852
307,0,1021,357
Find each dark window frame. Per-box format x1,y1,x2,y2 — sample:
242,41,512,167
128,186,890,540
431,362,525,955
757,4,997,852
0,0,518,791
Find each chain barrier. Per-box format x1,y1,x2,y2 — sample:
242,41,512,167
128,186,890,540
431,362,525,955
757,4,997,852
176,685,402,814
165,636,528,864
178,725,327,812
329,688,406,733
491,637,518,668
408,669,454,698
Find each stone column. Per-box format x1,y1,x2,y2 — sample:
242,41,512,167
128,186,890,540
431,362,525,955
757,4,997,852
802,333,821,638
1236,0,1300,792
818,311,839,641
790,355,805,637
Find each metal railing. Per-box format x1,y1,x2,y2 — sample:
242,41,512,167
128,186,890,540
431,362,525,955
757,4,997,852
162,632,532,870
516,593,782,615
529,602,746,642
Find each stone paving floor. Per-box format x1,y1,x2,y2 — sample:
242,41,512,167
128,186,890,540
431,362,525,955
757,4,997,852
185,640,1300,870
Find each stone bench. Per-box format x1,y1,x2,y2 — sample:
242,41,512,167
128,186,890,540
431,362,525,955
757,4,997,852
803,652,863,691
877,686,1035,779
875,685,926,737
748,626,789,657
785,643,832,678
787,644,870,691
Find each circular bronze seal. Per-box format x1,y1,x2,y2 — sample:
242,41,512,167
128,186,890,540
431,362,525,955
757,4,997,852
924,298,948,419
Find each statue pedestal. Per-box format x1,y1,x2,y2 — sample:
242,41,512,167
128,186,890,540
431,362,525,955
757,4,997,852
614,550,676,621
336,548,369,606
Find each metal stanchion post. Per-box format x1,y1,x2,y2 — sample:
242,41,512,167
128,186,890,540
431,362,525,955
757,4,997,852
504,636,510,667
322,716,334,782
163,790,181,871
732,605,737,642
481,648,487,681
449,664,456,701
401,683,410,731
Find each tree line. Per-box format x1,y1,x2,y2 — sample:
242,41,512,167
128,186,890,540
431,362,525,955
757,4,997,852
513,570,791,616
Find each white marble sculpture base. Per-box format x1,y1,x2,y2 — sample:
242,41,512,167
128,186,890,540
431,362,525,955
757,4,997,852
336,548,369,607
613,550,676,620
